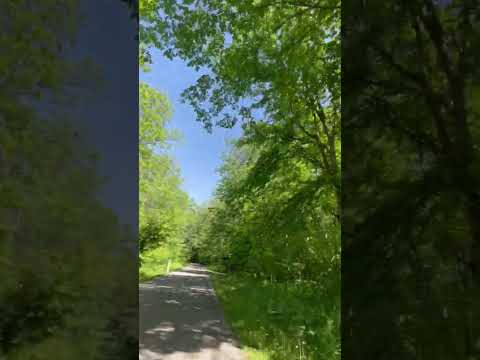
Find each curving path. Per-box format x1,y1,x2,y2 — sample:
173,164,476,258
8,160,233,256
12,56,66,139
139,264,245,360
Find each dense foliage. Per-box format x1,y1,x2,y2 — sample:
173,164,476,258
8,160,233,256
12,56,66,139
189,141,339,284
138,81,192,274
343,1,480,358
0,1,137,359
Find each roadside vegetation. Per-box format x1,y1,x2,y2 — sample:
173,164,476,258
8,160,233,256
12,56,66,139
186,136,340,360
1,2,138,359
138,82,193,281
213,273,339,360
139,244,187,281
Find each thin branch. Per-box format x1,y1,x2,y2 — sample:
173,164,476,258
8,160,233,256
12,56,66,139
373,45,452,150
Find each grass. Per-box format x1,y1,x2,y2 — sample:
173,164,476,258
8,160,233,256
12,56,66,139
139,245,186,282
212,273,340,360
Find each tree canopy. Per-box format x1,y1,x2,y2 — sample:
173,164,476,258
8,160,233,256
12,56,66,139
140,2,340,227
0,2,137,358
139,82,192,256
343,1,480,358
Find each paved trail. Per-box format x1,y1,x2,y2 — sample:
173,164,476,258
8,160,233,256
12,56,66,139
139,264,245,360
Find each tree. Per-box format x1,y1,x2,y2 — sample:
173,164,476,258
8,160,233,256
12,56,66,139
139,82,192,255
0,2,137,358
141,0,341,212
343,1,480,358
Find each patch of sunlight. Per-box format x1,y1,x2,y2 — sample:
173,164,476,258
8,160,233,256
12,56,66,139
145,322,175,335
165,299,180,304
169,270,209,278
140,342,245,360
245,347,271,360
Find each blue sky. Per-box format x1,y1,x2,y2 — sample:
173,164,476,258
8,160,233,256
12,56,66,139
140,49,242,205
58,0,138,227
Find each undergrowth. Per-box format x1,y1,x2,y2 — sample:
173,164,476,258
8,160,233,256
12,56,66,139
212,273,340,360
139,245,185,282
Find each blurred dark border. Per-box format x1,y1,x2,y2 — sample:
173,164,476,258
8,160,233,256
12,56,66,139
342,1,480,359
0,1,139,359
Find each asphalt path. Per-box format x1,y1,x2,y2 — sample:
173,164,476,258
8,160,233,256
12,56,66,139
139,264,245,360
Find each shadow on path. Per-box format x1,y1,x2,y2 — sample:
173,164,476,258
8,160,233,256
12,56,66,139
139,264,245,360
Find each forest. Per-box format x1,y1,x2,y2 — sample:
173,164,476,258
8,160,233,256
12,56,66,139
343,1,480,359
139,0,340,358
139,1,480,359
3,0,478,359
1,1,138,359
